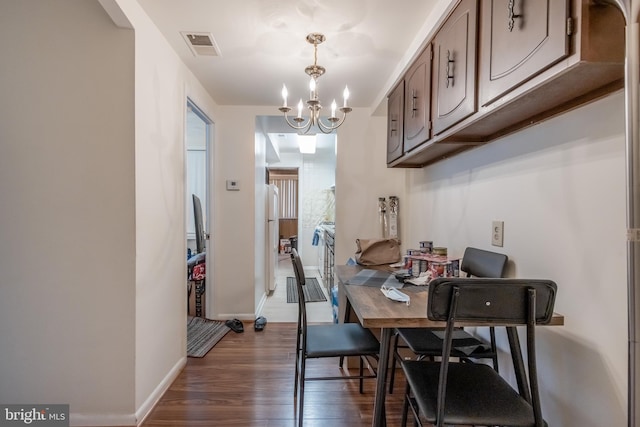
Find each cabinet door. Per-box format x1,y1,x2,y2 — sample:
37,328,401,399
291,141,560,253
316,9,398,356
387,81,404,163
403,44,432,153
432,0,478,135
479,0,570,106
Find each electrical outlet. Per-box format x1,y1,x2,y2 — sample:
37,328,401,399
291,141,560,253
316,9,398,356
492,221,504,247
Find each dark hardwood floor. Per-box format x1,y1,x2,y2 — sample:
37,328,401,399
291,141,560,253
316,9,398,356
141,322,415,427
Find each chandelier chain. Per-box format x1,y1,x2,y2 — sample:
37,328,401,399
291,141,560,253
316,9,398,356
313,41,318,69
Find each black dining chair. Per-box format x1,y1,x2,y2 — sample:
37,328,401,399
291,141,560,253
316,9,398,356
388,247,508,393
401,277,557,427
187,194,206,316
290,248,380,427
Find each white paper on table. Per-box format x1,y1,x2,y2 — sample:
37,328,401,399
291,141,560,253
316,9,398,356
380,285,410,306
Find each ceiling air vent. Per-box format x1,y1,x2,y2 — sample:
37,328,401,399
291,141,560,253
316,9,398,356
180,32,220,57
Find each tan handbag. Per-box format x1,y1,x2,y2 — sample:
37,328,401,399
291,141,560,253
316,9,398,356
355,238,401,266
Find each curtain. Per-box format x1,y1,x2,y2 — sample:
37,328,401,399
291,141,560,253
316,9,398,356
270,177,298,219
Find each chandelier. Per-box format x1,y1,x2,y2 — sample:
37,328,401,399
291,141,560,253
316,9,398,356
278,33,352,134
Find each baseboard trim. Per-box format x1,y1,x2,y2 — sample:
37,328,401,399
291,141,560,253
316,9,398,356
135,356,187,426
215,312,260,321
255,292,267,317
68,357,187,427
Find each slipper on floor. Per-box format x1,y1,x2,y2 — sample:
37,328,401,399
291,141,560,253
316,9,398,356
254,316,267,331
225,318,244,333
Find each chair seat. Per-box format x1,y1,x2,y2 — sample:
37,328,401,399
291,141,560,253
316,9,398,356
306,323,380,358
402,360,536,427
396,327,493,358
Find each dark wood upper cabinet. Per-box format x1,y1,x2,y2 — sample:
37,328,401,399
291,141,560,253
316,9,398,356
387,0,624,168
387,81,404,163
432,0,478,135
479,0,570,106
403,44,432,153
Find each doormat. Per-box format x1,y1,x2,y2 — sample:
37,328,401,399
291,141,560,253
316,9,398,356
187,316,230,358
286,277,327,303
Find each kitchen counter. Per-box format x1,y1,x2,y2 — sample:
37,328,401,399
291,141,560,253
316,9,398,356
318,222,336,322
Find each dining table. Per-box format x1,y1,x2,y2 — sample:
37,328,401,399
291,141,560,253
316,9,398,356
336,264,565,427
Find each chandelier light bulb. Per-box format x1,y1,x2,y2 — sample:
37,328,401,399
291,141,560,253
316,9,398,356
309,78,316,99
343,85,350,107
281,84,288,107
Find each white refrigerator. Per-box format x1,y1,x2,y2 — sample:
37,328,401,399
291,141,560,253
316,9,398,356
266,184,279,292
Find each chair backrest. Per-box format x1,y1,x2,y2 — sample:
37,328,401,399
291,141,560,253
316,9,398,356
460,247,507,278
427,277,557,427
290,249,308,331
428,278,557,325
192,194,205,254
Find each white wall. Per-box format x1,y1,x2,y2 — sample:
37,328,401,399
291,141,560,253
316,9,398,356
335,108,407,264
110,0,218,419
255,129,268,309
337,93,627,425
405,92,627,425
0,0,222,424
211,106,274,321
0,0,137,422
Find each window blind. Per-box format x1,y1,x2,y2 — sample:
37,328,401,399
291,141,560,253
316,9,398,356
271,178,298,219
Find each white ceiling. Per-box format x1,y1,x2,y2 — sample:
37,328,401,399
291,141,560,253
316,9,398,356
137,0,440,108
137,0,443,154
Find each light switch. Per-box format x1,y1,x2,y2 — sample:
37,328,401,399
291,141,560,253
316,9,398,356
226,179,240,191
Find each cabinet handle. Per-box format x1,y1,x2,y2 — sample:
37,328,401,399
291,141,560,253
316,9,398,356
445,50,455,88
508,0,523,32
411,89,418,117
390,118,397,134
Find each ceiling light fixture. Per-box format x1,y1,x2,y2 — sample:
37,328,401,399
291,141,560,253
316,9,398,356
279,33,352,134
297,135,317,154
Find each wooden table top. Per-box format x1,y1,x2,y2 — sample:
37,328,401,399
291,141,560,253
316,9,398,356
337,265,565,329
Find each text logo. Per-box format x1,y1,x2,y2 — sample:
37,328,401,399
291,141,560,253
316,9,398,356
0,405,68,426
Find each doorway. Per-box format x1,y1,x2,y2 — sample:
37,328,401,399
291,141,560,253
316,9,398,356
267,167,299,253
261,130,336,322
264,131,336,268
186,99,213,317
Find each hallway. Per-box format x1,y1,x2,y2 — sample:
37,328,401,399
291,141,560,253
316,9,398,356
261,254,334,323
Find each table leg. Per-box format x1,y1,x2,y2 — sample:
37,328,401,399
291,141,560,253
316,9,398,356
344,298,352,323
372,327,392,427
340,298,354,368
